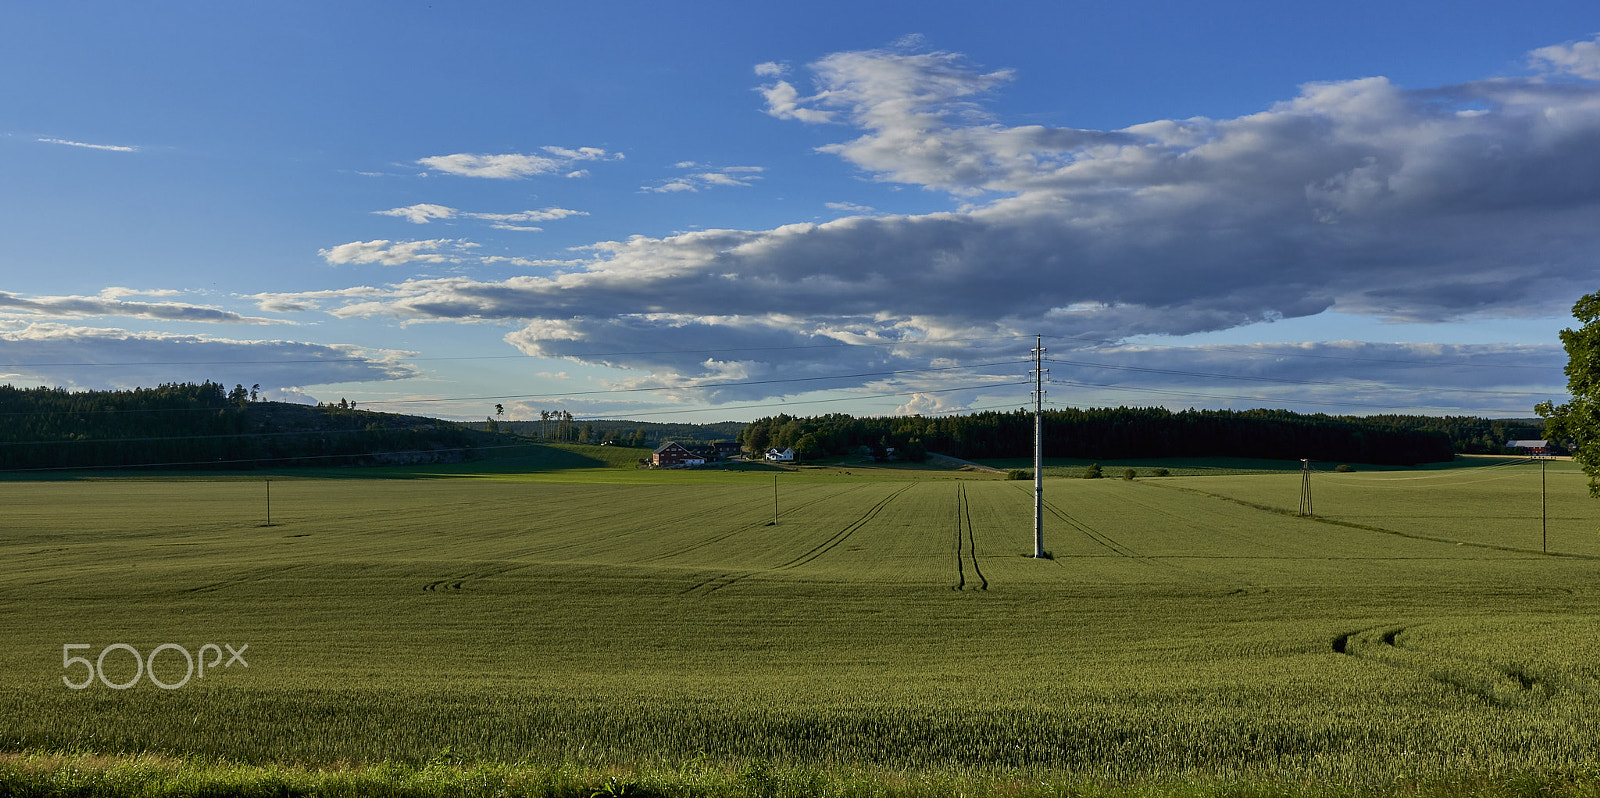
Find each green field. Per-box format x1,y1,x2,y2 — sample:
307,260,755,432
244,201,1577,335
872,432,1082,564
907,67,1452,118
3,453,1599,796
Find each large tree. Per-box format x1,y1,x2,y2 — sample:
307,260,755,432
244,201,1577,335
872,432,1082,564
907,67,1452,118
1538,291,1600,496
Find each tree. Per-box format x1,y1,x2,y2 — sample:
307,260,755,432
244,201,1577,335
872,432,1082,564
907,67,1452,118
794,432,824,461
1538,291,1600,496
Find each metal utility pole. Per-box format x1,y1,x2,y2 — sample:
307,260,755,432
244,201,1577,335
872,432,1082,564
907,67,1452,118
1032,336,1047,558
1299,459,1313,517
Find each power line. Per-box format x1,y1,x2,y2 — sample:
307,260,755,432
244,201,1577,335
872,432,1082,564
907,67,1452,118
354,360,1026,407
1045,378,1538,415
560,380,1033,420
3,331,1556,371
0,442,538,475
1043,357,1561,398
0,360,1024,418
0,334,1037,369
1083,338,1562,371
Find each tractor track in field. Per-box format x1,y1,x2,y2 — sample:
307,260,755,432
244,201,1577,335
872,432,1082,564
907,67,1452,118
1332,623,1565,705
514,485,804,562
1013,483,1167,566
953,483,987,591
183,564,311,594
648,484,872,564
684,484,916,595
1145,480,1600,561
420,563,530,593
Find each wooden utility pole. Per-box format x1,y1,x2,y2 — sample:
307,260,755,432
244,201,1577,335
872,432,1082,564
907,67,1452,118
1299,459,1312,517
1032,336,1047,558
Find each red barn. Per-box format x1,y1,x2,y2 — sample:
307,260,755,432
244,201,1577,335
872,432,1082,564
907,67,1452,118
652,441,705,468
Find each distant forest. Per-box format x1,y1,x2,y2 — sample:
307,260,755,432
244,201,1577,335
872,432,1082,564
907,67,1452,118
0,382,491,472
479,417,747,447
737,408,1541,466
0,383,1549,472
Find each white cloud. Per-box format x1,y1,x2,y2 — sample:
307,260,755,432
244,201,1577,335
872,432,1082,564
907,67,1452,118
37,137,137,152
1529,35,1600,81
759,80,836,123
373,204,587,228
754,62,787,78
318,239,465,266
266,40,1600,408
474,208,587,223
825,201,876,213
642,165,764,193
894,392,960,415
0,289,280,324
374,203,458,224
0,323,416,392
260,386,317,405
417,147,621,179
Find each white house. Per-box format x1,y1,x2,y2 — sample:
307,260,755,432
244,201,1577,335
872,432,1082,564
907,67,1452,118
764,447,795,462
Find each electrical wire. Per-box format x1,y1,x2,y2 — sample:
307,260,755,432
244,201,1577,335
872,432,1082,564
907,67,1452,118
1043,357,1560,398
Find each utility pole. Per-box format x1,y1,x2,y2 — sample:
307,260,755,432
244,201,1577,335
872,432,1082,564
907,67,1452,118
1032,336,1047,558
1541,453,1547,554
1299,459,1313,517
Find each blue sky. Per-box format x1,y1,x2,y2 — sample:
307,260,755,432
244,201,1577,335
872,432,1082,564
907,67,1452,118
4,1,1599,422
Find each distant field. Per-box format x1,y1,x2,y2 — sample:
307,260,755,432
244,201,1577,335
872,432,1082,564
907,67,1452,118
2,453,1598,796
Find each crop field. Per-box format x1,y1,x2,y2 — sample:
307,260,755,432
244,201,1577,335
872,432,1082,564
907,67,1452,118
3,455,1600,796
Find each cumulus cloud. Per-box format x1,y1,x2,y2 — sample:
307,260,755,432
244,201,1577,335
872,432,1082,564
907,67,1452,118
417,147,622,179
895,392,962,415
269,41,1600,409
0,289,280,324
318,239,471,266
37,137,138,152
1530,35,1600,80
0,323,417,392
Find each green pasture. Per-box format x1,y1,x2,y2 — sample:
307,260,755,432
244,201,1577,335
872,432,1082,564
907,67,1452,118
2,455,1599,796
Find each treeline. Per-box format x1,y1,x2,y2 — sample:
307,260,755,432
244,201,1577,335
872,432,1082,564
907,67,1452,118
0,382,490,472
485,417,746,448
739,408,1460,465
1354,415,1547,454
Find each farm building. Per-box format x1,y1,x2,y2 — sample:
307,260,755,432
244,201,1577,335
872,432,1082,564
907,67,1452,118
765,447,795,462
652,441,706,468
